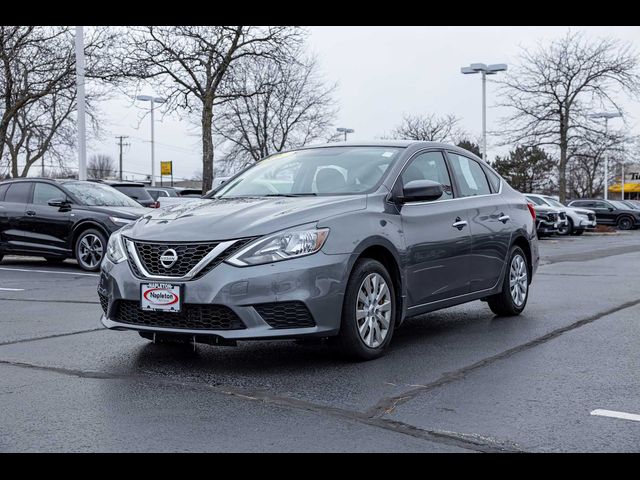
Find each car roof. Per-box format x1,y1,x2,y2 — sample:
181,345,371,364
100,180,146,187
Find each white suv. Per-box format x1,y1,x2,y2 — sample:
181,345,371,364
525,194,596,236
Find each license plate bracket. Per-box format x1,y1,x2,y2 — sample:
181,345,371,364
140,283,182,312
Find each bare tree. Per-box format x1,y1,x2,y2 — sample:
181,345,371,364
87,154,116,179
387,113,463,143
1,26,113,177
498,31,640,202
214,54,337,172
114,26,304,191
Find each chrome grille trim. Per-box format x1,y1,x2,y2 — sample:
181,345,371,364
124,238,237,281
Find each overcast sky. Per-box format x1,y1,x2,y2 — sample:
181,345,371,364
88,26,640,182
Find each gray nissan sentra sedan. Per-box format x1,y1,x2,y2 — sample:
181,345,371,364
98,141,539,360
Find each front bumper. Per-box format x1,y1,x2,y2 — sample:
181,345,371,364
574,216,597,231
98,251,352,340
536,219,559,234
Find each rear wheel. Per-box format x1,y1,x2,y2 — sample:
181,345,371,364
487,246,529,316
332,259,396,360
75,229,107,271
0,253,3,263
617,216,633,230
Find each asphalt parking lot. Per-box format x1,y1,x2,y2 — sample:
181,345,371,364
1,231,639,452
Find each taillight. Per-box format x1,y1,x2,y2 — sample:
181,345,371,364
527,202,536,222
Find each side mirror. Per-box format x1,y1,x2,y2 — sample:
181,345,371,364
48,198,71,210
608,207,614,212
399,180,444,203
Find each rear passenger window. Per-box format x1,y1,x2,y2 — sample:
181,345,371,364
484,168,501,192
448,154,491,197
401,151,453,199
4,182,32,203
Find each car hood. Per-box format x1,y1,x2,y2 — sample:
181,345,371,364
532,205,560,213
122,195,367,241
76,205,149,218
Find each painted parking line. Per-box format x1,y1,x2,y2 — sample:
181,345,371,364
0,267,99,277
0,287,25,291
590,409,640,422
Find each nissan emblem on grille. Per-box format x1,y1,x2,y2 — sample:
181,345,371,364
160,249,178,269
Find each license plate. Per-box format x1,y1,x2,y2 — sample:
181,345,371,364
140,283,182,312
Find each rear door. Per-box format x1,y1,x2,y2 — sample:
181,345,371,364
446,152,511,293
590,201,616,224
398,150,472,308
0,182,33,252
22,182,73,256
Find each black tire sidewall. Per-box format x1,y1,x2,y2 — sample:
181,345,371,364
617,216,632,230
338,259,396,360
75,229,107,271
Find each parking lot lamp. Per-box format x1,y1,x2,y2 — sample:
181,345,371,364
461,63,507,161
336,127,354,142
588,112,622,200
136,95,166,186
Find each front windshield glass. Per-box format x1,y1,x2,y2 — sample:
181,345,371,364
543,197,564,208
212,146,402,198
609,200,630,209
64,182,142,207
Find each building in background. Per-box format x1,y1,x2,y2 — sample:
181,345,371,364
609,164,640,200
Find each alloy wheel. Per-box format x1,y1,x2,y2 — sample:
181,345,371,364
78,234,104,269
509,254,528,307
355,273,392,348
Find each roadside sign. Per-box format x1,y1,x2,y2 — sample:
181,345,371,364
161,161,172,175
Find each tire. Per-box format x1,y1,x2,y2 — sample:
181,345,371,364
332,258,396,361
617,216,633,231
487,246,529,316
44,257,65,264
0,253,3,263
557,218,573,236
570,229,584,236
74,228,107,272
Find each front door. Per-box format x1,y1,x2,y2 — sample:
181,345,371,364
22,182,72,256
399,150,472,307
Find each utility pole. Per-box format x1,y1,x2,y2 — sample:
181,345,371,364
115,136,129,181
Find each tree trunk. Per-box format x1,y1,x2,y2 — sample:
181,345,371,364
201,102,214,192
558,111,568,203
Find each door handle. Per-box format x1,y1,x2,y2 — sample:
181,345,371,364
498,214,510,223
452,217,468,230
26,210,36,216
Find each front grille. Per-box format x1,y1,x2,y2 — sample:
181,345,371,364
126,238,256,279
546,213,557,222
254,301,316,329
133,241,219,277
113,300,246,330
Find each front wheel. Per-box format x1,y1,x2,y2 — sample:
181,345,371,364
487,246,529,316
557,218,573,236
75,229,107,272
332,259,396,361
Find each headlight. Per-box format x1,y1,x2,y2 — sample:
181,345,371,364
106,231,126,264
226,226,330,267
109,216,134,226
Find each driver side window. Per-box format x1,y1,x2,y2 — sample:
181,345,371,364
401,151,453,199
33,183,66,205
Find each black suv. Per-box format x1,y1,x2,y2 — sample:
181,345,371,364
567,199,640,230
94,181,158,208
0,178,147,270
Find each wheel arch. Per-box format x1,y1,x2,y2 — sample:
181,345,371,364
511,234,533,282
349,237,406,327
71,220,110,251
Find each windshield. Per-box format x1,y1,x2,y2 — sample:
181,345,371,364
212,146,402,198
115,186,153,201
543,196,564,208
609,200,630,209
64,182,143,207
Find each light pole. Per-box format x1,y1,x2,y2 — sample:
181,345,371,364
136,95,166,186
75,26,87,181
461,63,507,161
336,127,354,142
588,112,622,200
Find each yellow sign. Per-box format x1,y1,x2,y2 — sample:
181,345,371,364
160,161,172,175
